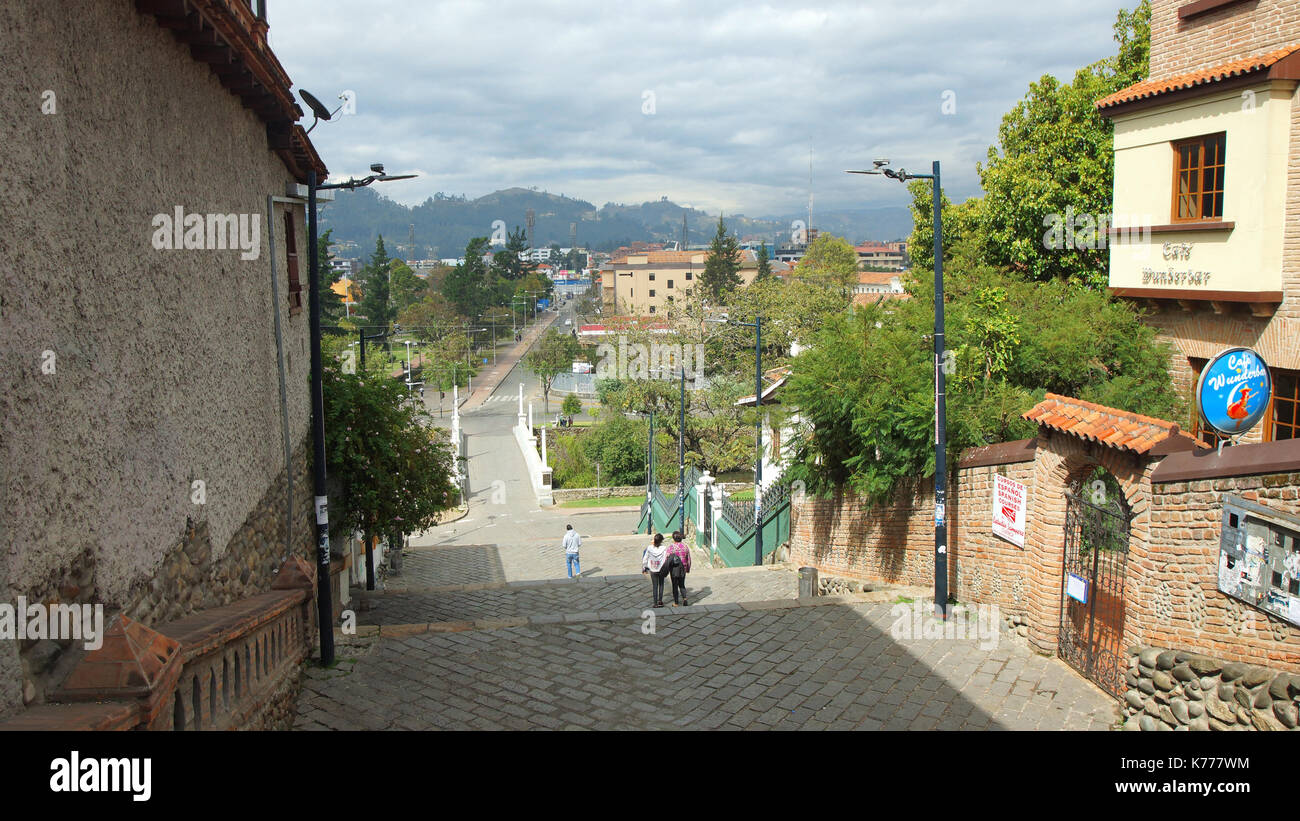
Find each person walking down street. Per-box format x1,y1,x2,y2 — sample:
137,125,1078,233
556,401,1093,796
563,524,582,579
642,533,668,607
666,531,692,606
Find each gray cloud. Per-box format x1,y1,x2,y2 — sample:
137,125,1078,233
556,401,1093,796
270,0,1128,216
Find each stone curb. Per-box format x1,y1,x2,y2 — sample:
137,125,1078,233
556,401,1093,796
382,569,777,595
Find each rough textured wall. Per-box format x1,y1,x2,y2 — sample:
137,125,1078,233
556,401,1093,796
1149,0,1300,79
0,2,313,716
1141,472,1300,672
950,461,1038,618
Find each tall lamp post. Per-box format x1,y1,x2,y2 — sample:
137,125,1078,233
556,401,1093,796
306,133,416,662
847,158,947,618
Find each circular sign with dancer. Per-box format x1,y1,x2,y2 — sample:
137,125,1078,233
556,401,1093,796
1196,347,1272,436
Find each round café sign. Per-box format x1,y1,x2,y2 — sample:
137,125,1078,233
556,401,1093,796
1196,347,1272,436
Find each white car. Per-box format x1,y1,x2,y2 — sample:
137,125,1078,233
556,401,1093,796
564,319,572,326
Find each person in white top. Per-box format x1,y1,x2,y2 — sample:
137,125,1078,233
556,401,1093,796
563,524,582,578
641,533,668,607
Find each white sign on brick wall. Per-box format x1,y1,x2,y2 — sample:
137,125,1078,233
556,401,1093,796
992,474,1027,547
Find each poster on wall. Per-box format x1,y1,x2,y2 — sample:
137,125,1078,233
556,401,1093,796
992,474,1027,547
1219,495,1300,629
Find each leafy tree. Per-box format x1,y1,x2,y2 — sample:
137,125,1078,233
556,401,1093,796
358,235,394,329
316,228,346,325
755,242,772,282
323,359,458,551
782,261,1182,501
976,0,1150,287
442,237,490,318
561,393,582,419
389,260,427,314
794,233,858,293
397,292,457,331
700,216,742,302
580,413,649,486
492,226,534,281
526,329,579,411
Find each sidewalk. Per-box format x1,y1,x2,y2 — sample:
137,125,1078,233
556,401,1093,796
460,311,558,411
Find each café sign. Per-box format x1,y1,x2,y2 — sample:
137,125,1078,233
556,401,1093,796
1196,347,1272,436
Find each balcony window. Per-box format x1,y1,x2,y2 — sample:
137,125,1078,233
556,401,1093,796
1171,133,1225,223
1267,368,1299,441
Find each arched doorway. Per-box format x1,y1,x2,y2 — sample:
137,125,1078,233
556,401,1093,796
1058,466,1131,697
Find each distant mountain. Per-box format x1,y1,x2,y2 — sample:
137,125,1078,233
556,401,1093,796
318,186,913,258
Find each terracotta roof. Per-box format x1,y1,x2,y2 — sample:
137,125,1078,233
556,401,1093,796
851,291,910,306
858,272,900,285
1097,43,1300,111
1022,393,1206,454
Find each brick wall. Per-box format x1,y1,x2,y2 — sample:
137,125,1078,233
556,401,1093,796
1139,471,1300,672
1149,0,1300,79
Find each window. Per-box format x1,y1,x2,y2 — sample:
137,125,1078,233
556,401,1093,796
685,271,693,281
649,306,656,314
1267,368,1299,441
1171,133,1225,222
649,290,655,298
649,272,656,281
667,279,674,289
284,212,302,314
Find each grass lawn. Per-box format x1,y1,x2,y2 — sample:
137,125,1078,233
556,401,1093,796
557,495,643,508
729,488,755,500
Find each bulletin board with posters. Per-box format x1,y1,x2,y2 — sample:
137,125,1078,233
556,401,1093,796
1218,494,1300,628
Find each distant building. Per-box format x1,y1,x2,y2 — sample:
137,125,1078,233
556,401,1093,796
855,241,907,270
600,249,782,316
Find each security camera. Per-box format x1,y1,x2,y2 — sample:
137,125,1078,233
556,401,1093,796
370,163,385,174
873,158,890,168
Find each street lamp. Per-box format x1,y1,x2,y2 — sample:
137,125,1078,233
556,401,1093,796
847,158,948,618
304,86,417,662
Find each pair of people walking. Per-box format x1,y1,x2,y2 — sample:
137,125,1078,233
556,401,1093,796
642,531,691,607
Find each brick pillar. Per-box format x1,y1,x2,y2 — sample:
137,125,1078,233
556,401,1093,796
1024,433,1071,655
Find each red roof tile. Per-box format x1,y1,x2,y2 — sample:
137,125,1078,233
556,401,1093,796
1022,393,1206,454
1097,43,1300,111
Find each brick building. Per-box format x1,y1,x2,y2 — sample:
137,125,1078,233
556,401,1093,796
1098,0,1300,445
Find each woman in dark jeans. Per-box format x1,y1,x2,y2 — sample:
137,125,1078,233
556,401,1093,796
641,533,668,607
666,530,692,606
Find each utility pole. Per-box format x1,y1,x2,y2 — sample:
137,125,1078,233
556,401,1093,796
307,170,334,665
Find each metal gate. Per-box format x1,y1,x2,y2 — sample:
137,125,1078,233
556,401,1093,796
1058,491,1131,698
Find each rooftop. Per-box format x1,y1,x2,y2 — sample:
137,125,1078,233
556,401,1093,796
1097,42,1300,113
1022,393,1206,455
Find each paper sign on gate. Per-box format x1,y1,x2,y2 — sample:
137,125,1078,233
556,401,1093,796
991,474,1027,547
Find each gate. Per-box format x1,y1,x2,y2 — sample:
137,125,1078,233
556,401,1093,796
1058,491,1131,698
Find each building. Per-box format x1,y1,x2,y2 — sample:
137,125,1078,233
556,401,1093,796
1,0,326,728
599,249,773,315
854,240,907,270
1098,0,1300,445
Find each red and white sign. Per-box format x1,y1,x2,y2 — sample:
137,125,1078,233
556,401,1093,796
992,475,1027,547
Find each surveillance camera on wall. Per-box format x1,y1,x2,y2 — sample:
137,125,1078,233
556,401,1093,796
873,158,890,168
370,163,385,174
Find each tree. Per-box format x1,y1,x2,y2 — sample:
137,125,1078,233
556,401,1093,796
561,393,582,420
358,235,394,329
782,261,1182,501
323,360,458,550
316,228,346,325
526,329,578,412
396,292,456,331
793,233,858,293
755,242,772,282
389,260,427,314
699,216,742,302
975,0,1150,287
442,237,490,318
492,226,534,282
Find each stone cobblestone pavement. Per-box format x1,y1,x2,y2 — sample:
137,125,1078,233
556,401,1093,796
360,566,798,625
296,600,1119,731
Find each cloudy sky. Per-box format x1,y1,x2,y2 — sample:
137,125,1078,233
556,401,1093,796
268,0,1133,217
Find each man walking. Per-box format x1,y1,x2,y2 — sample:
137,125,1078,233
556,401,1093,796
563,523,582,579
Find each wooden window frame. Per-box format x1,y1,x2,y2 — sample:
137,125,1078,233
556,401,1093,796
1189,357,1230,447
1264,367,1300,442
1170,132,1226,224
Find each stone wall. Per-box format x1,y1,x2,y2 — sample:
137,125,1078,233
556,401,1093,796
1122,646,1300,730
551,485,648,503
